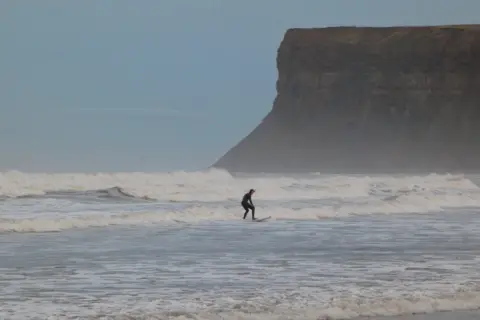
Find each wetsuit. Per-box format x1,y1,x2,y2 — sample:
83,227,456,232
242,192,255,220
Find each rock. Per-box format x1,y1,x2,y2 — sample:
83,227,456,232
213,25,480,174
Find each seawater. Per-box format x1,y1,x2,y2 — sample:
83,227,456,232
1,169,480,319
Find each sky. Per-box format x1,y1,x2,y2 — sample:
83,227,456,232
1,0,479,172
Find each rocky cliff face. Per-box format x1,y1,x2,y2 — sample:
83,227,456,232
213,26,480,174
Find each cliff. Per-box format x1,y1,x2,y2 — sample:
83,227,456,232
213,25,480,174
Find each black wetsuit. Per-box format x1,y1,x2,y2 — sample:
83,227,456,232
242,192,255,220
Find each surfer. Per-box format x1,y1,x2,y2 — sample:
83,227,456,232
242,189,256,220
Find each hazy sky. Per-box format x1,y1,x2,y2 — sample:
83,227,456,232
1,0,479,172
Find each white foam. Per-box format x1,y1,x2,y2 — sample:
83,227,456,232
0,194,477,233
1,170,480,233
0,169,478,202
3,288,480,319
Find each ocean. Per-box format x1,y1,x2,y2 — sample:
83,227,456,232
1,169,480,319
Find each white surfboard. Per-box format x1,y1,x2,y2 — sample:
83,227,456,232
173,219,188,224
252,216,271,222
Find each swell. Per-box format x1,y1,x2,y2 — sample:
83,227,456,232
13,187,156,203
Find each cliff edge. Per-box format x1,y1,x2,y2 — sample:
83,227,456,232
213,25,480,174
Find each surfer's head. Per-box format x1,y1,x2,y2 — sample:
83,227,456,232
249,189,255,194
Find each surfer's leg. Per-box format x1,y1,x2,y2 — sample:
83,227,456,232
242,202,249,219
250,204,255,220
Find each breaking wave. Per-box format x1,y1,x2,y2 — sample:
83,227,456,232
30,288,480,320
0,169,478,201
1,169,480,233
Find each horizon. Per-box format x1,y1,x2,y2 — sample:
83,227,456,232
2,0,480,173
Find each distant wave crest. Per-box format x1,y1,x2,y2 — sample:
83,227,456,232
0,169,478,202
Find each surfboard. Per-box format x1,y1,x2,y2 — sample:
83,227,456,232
173,219,187,224
252,216,271,222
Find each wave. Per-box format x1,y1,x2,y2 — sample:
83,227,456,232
67,289,480,319
1,169,480,233
15,186,155,202
0,169,478,203
1,193,479,233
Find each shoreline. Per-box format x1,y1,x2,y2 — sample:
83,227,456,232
361,310,480,320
